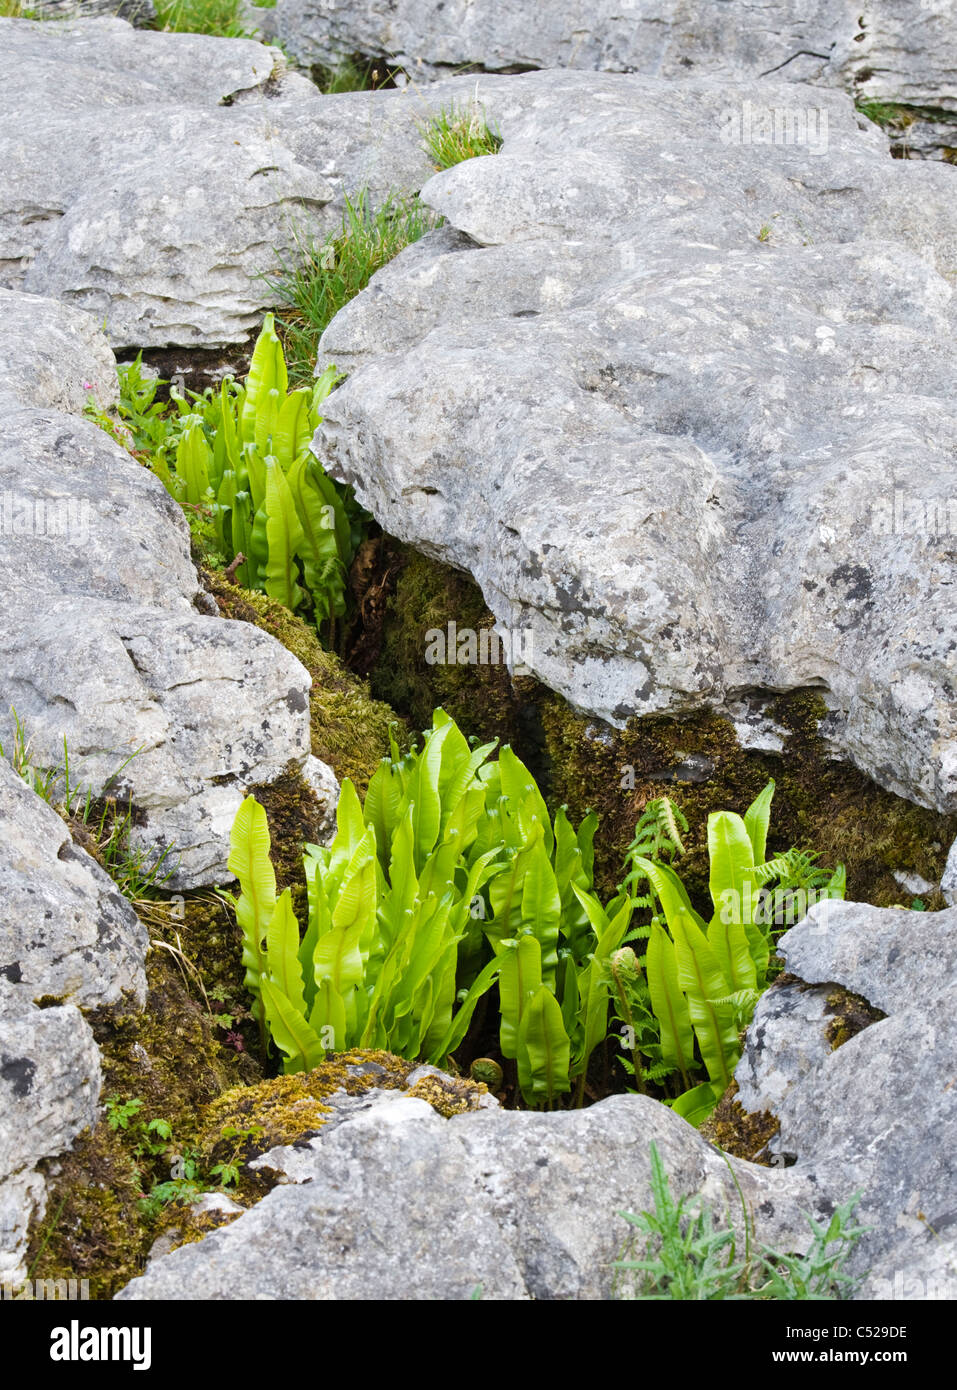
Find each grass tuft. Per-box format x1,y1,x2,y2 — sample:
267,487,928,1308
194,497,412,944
614,1142,868,1300
421,103,503,170
153,0,251,37
313,56,400,94
855,99,917,130
1,708,177,900
267,189,441,386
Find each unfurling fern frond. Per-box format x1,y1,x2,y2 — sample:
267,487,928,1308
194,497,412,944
753,854,793,886
617,797,689,920
755,847,834,892
710,988,762,1015
622,795,688,871
658,797,688,857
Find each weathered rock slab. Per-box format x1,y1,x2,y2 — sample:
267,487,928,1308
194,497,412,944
0,756,146,1287
736,899,957,1297
0,987,101,1285
775,983,957,1294
942,837,957,907
780,899,957,1016
0,15,276,110
117,1092,824,1300
274,0,957,127
0,758,147,1013
0,17,476,349
316,70,957,812
0,287,118,416
0,289,334,886
30,2,156,24
734,978,834,1116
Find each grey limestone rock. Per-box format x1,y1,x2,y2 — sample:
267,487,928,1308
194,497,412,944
117,1091,824,1300
0,288,336,886
274,0,957,138
315,70,957,813
0,756,145,1285
736,899,957,1292
0,18,467,349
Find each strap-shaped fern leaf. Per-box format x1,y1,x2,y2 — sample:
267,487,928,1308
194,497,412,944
227,795,276,1023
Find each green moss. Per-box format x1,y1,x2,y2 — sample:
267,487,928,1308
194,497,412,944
700,1083,779,1165
205,569,406,793
151,1201,243,1254
404,1072,490,1117
26,935,256,1299
96,953,247,1135
368,545,538,747
194,1053,488,1194
201,1074,333,1154
824,986,886,1051
539,690,957,910
24,1124,146,1301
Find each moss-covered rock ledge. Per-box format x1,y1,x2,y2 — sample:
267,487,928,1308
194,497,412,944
26,1045,490,1298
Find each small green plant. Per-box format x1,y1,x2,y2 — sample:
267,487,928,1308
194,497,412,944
267,190,441,386
614,1142,867,1300
207,1123,264,1188
2,710,177,900
421,104,503,170
104,1097,188,1213
227,708,633,1105
84,354,174,461
312,57,396,94
153,0,250,38
855,100,917,132
64,771,177,902
104,1097,148,1133
59,736,176,899
0,709,59,801
104,1095,246,1217
151,316,353,635
604,782,844,1123
89,319,358,644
